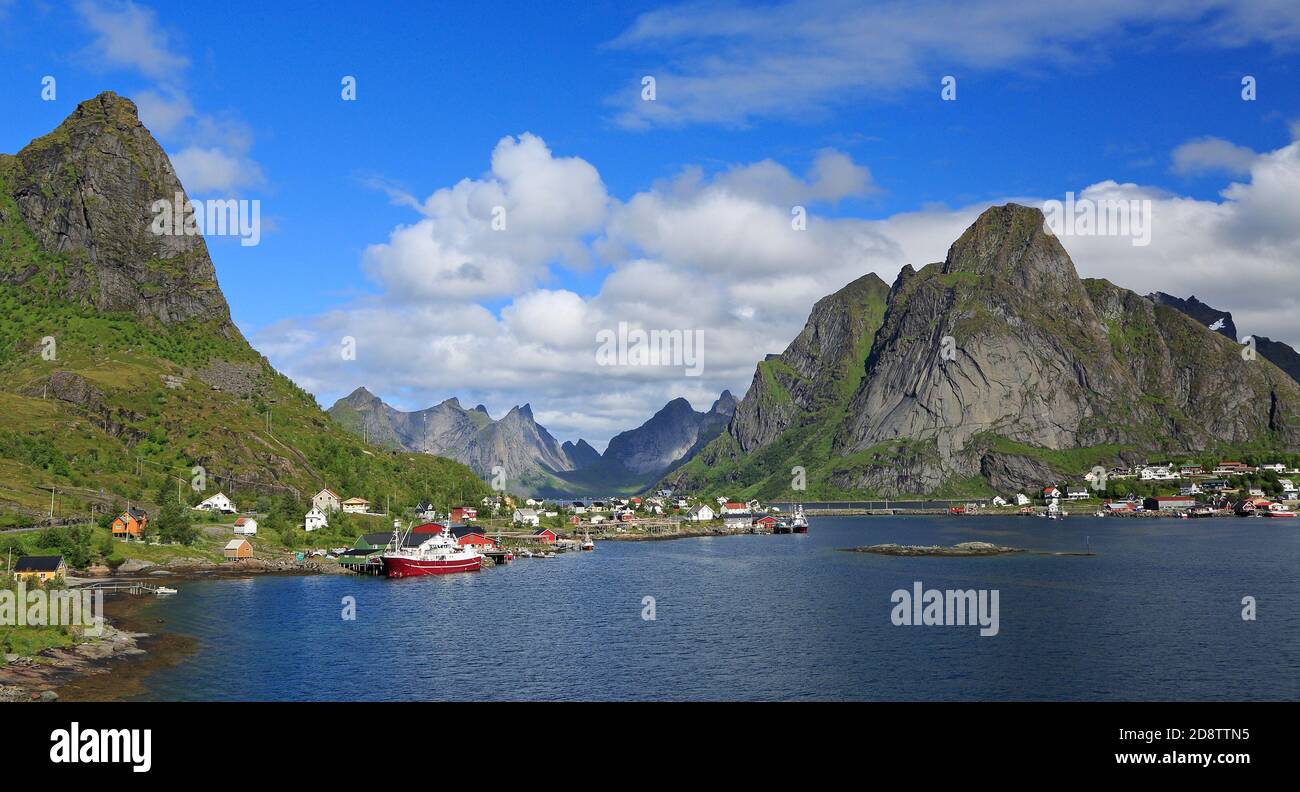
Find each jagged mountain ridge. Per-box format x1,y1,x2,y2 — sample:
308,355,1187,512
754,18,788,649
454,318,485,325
665,203,1300,498
330,388,737,495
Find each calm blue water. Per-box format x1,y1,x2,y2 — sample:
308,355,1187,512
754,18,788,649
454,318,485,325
127,516,1299,701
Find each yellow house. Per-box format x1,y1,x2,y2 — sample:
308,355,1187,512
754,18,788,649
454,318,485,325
13,555,65,584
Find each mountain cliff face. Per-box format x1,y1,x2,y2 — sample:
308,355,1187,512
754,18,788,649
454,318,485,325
602,393,735,475
328,388,572,488
1,92,235,329
666,204,1300,498
0,93,490,524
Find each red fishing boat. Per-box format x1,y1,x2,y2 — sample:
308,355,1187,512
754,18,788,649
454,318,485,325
382,522,483,578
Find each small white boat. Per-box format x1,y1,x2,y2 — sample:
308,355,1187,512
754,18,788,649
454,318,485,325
154,586,178,596
581,533,595,551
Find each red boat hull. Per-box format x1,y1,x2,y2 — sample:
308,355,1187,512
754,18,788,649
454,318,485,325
383,555,482,578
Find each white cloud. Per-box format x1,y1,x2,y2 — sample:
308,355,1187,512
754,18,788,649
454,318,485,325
1172,137,1260,176
78,0,187,80
608,0,1300,128
171,146,265,193
256,135,1300,448
362,133,609,300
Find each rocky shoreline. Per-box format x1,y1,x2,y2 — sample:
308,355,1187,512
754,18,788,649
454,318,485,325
0,611,147,702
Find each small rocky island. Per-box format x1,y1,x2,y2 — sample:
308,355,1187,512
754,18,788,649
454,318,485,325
842,541,1024,557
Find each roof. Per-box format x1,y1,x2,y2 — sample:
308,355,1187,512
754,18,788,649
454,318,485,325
515,508,539,517
121,507,148,520
315,488,341,499
14,555,63,572
687,505,711,514
342,497,370,505
1151,496,1195,501
725,502,745,508
224,539,250,550
533,526,556,535
450,525,485,539
233,517,255,526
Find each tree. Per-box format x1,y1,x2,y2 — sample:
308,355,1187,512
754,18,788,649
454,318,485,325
154,493,197,545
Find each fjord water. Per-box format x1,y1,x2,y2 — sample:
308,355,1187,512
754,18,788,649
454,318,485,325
128,516,1298,701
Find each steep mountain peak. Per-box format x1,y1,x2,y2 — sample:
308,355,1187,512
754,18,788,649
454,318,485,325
473,404,490,415
516,403,534,420
3,91,235,329
710,390,738,416
438,396,463,410
943,203,1077,294
343,386,380,404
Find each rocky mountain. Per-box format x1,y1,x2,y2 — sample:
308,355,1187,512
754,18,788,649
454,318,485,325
561,439,601,469
665,203,1300,498
0,93,490,524
1149,292,1300,385
331,388,737,495
328,388,573,489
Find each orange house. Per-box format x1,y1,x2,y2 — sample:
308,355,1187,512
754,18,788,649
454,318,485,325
223,539,253,560
111,507,149,538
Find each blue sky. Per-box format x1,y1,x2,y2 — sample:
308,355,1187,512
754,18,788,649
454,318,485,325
3,1,1299,447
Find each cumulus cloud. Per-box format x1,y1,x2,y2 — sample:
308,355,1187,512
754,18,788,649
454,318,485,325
1171,137,1260,176
256,135,1300,448
607,0,1300,128
362,134,609,300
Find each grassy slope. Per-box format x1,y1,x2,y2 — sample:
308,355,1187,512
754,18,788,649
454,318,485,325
0,157,491,527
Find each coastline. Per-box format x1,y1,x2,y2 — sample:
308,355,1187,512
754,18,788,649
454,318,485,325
0,559,347,702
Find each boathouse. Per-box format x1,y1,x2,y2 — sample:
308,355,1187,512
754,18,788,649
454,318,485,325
223,539,253,560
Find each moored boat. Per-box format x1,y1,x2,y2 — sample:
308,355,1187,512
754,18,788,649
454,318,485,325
581,533,595,550
382,522,483,578
791,504,809,533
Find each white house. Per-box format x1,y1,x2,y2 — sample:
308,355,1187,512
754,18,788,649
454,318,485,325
304,507,328,532
720,502,748,515
341,497,370,514
991,495,1008,506
1015,493,1031,506
312,488,342,513
1261,462,1286,473
589,514,606,525
686,504,715,522
1139,465,1178,481
1042,487,1061,501
232,517,258,536
513,508,541,527
526,498,544,507
715,497,728,506
1178,483,1202,497
674,498,689,509
195,492,236,514
415,501,437,521
1066,486,1091,501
